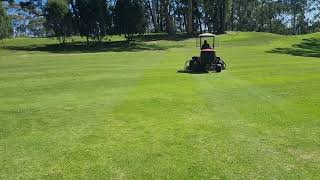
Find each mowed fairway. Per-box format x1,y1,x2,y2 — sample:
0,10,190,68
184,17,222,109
1,32,319,179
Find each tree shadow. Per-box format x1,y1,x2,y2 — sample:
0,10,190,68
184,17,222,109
3,40,182,54
267,38,320,58
137,33,190,42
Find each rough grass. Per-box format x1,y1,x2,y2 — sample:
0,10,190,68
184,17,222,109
0,32,319,179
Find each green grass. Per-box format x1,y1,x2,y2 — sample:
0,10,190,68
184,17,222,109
1,32,320,179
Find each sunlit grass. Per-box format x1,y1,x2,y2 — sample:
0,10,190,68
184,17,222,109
0,32,319,179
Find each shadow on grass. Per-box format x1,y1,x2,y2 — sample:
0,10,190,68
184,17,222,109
3,40,182,54
177,70,209,74
267,38,320,58
137,33,190,42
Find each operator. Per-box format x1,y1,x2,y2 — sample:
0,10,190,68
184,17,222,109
201,40,211,49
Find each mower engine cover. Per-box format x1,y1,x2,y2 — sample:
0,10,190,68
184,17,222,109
200,49,216,66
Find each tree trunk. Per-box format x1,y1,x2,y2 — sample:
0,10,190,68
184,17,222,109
230,0,235,31
204,11,210,32
218,0,227,34
187,0,193,36
146,0,159,32
179,14,183,32
198,17,203,33
160,0,175,35
183,14,187,32
86,36,89,46
292,13,297,35
1,39,5,48
213,1,219,33
159,0,164,32
156,0,162,32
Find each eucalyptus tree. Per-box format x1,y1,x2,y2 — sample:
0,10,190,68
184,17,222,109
144,0,160,32
0,1,13,42
76,0,112,44
44,0,74,44
160,0,175,35
113,0,147,41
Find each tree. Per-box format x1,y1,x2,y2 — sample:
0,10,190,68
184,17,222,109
145,0,160,32
28,17,46,37
288,0,308,34
160,0,175,35
217,0,230,34
113,0,147,41
186,0,193,35
76,0,111,44
0,1,13,43
44,0,74,44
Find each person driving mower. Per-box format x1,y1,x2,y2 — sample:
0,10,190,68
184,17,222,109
201,40,211,49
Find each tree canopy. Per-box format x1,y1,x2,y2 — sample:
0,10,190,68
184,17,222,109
76,0,112,43
113,0,146,41
44,0,74,44
0,1,13,41
1,0,320,41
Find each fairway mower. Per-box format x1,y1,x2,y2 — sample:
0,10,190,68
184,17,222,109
184,33,226,73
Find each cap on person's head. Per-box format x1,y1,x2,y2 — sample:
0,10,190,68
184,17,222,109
204,40,208,44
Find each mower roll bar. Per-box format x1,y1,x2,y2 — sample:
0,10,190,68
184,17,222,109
196,33,216,49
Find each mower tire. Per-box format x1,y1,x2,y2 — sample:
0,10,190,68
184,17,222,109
215,64,222,73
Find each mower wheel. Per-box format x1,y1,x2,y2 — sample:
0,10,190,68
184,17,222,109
217,57,227,70
184,60,191,70
215,64,222,73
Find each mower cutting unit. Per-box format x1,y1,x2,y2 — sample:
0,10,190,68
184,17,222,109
184,33,226,73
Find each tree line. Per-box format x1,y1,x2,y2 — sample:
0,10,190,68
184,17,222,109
42,0,146,44
1,0,320,43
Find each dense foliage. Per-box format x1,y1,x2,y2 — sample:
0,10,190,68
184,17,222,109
0,1,12,41
113,0,146,41
44,0,74,44
76,0,111,43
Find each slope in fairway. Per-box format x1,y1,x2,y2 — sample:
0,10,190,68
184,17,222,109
0,32,319,179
